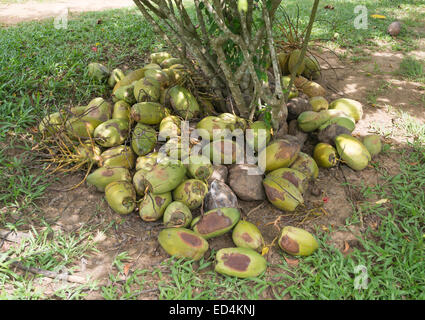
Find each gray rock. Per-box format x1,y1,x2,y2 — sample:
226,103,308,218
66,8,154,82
207,165,228,186
228,164,265,201
204,179,238,211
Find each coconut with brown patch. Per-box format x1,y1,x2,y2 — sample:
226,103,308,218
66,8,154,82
93,118,129,148
86,167,131,192
202,139,244,165
131,102,167,125
259,138,301,172
131,123,157,156
266,167,308,193
214,247,267,278
133,77,161,103
195,116,232,141
143,157,187,194
289,152,319,180
278,226,319,256
263,175,304,211
232,220,264,252
163,201,192,228
187,155,213,180
172,179,208,210
139,192,172,221
99,145,135,169
191,207,240,239
158,228,209,261
112,100,131,122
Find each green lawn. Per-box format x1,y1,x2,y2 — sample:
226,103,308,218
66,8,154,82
0,1,424,299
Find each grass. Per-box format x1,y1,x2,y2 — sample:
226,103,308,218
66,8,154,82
0,1,424,300
398,56,425,82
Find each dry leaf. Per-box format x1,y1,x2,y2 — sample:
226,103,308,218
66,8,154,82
375,199,389,205
123,263,131,276
343,241,350,253
371,14,386,19
261,247,269,256
284,256,299,267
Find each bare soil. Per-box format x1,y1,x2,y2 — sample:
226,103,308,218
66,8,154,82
0,0,134,25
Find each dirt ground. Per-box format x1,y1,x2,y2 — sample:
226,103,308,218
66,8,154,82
0,0,134,25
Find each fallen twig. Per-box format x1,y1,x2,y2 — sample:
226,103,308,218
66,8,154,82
11,261,87,284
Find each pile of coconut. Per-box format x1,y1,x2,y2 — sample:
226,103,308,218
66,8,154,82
38,50,382,278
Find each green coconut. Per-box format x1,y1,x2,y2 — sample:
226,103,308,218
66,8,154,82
39,111,66,136
266,168,308,193
112,101,131,122
281,76,299,99
135,152,159,172
167,85,200,120
362,134,382,157
187,155,213,180
309,96,328,112
246,121,272,153
105,181,136,215
144,69,169,87
195,116,231,141
313,143,339,168
73,143,102,164
335,134,371,171
150,52,172,65
143,157,187,194
131,102,167,125
133,78,161,103
108,68,125,88
329,98,363,122
112,83,136,105
288,49,305,75
297,110,331,132
277,52,290,75
65,117,97,139
302,56,321,80
88,62,110,82
202,139,244,165
159,115,181,140
130,123,157,156
83,97,112,126
160,58,182,69
112,68,145,93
